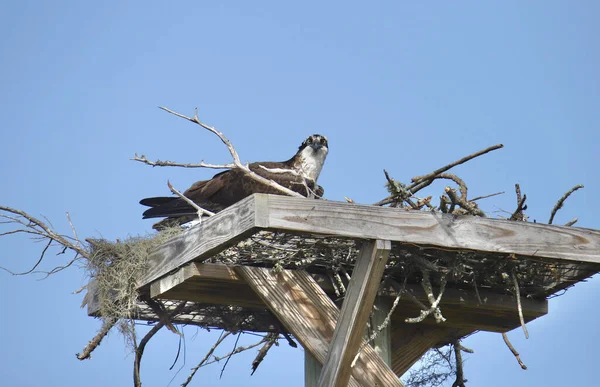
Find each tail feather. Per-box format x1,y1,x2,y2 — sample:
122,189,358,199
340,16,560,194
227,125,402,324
140,196,196,219
140,197,177,207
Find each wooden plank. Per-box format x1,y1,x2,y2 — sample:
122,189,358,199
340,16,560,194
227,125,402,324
140,195,261,286
390,325,474,376
143,262,547,332
318,240,391,387
150,263,265,308
235,266,404,387
254,194,600,264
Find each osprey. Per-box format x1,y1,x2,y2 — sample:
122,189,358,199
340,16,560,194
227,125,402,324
140,134,329,229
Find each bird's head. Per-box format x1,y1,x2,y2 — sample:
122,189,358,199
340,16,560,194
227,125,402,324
295,134,329,182
299,134,329,153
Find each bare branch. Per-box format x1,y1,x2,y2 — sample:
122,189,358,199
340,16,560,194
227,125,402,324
251,333,277,375
470,191,505,202
564,218,578,227
131,154,234,169
182,332,232,387
406,271,447,323
167,180,215,218
133,301,187,387
512,271,529,339
549,184,584,225
502,332,528,370
76,318,117,360
140,107,305,199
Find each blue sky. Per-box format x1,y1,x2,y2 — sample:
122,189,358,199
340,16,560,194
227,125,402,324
1,1,599,386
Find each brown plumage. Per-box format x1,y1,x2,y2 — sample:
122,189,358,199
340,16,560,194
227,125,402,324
141,134,328,229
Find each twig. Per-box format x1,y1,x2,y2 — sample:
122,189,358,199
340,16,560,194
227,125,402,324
167,180,215,217
512,271,528,339
251,333,277,375
156,107,304,199
502,333,527,370
406,271,447,323
451,340,471,387
548,184,584,225
199,337,267,368
0,206,87,276
182,332,231,387
76,318,117,360
134,322,163,387
412,144,504,184
220,332,241,378
131,154,234,170
375,144,503,206
564,218,578,227
470,191,505,202
66,212,81,249
509,184,527,221
133,301,188,387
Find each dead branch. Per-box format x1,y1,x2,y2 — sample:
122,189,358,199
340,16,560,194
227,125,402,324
194,335,267,369
131,154,234,169
142,297,182,335
135,107,304,199
167,180,215,218
76,318,117,360
502,332,527,370
510,184,528,221
374,144,503,206
548,184,584,225
182,331,232,387
470,191,505,202
133,301,187,387
406,270,447,323
451,340,472,387
411,144,504,185
564,218,578,227
0,206,88,276
512,271,529,339
251,332,277,375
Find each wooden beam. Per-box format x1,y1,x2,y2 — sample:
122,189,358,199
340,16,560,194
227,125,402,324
150,263,264,308
255,194,600,264
235,266,404,387
139,194,262,286
390,324,474,376
143,262,547,333
318,240,392,387
139,194,600,294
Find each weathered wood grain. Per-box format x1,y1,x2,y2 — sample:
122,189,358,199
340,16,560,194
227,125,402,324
235,266,404,387
255,194,600,264
150,263,264,308
318,240,391,387
143,262,547,332
390,325,474,376
140,195,260,286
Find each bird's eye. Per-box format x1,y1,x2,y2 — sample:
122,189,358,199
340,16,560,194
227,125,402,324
320,138,326,144
307,138,313,144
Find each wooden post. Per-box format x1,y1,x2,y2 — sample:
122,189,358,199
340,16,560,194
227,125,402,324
317,240,392,387
305,297,391,387
235,267,403,387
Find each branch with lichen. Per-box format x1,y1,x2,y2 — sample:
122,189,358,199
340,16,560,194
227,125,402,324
405,270,447,324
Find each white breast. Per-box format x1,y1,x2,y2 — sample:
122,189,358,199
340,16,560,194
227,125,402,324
298,146,328,182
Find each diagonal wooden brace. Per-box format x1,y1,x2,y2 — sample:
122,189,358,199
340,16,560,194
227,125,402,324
235,253,403,387
318,239,392,387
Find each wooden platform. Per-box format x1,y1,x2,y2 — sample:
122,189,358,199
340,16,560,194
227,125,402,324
86,194,600,383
